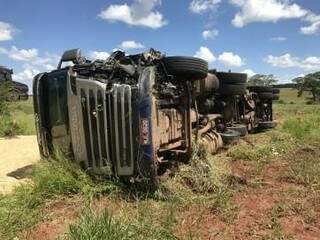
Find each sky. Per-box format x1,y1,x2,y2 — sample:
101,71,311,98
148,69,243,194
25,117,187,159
0,0,320,91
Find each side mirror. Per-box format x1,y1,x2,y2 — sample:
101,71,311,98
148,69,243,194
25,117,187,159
57,48,82,69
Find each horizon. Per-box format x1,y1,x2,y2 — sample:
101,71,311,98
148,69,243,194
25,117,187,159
0,0,320,92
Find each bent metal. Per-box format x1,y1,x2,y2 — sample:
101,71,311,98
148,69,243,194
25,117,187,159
33,48,278,186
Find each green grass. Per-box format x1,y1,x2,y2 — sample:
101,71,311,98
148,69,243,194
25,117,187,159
2,87,320,239
0,153,119,239
65,208,178,240
9,98,35,135
0,98,35,137
276,88,311,104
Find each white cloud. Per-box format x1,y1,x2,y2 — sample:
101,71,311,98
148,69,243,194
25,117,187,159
0,21,15,41
265,53,320,71
118,40,145,50
89,51,110,60
12,65,41,82
5,46,38,61
242,69,256,77
301,21,320,35
218,52,244,67
264,54,299,68
202,29,219,40
194,46,216,63
230,0,307,28
0,46,58,71
98,0,167,29
270,36,287,41
190,0,221,13
300,12,320,35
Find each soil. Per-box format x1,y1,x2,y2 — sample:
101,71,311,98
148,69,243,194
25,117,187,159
3,135,320,239
0,135,39,194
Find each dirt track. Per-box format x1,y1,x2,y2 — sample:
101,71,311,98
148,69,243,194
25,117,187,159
0,135,39,194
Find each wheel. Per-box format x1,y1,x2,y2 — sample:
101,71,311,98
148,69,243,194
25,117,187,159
273,88,280,94
273,94,279,101
248,86,273,93
258,121,277,130
216,72,247,84
218,84,246,95
208,69,217,74
227,124,248,136
162,56,208,81
258,92,273,100
220,129,241,144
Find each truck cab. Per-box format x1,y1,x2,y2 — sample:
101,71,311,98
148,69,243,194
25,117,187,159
0,66,29,101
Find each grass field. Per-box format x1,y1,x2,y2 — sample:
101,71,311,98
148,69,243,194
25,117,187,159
10,98,35,135
0,98,35,137
1,88,320,239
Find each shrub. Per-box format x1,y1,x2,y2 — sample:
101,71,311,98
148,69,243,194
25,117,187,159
0,83,23,137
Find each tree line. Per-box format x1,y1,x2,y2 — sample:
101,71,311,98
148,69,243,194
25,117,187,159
247,72,320,102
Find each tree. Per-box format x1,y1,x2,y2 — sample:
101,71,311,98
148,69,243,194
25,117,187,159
247,74,278,86
293,72,320,102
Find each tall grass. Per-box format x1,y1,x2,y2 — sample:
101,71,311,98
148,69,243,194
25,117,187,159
9,98,35,135
0,153,119,239
282,115,320,142
66,209,178,240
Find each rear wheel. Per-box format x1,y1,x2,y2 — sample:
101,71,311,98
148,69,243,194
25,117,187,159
273,88,280,94
227,124,248,136
218,84,246,95
248,86,273,93
162,56,208,81
220,129,241,144
258,92,273,100
216,72,247,84
258,121,277,130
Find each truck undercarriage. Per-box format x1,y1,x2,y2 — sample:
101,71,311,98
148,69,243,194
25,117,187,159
33,48,279,185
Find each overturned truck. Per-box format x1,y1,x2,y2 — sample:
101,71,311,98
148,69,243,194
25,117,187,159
33,49,279,185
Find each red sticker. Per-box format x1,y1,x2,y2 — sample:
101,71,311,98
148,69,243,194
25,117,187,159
140,118,149,145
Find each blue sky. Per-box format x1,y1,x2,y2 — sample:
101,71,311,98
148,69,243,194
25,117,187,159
1,0,320,91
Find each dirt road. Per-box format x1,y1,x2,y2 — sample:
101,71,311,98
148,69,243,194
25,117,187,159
0,135,39,194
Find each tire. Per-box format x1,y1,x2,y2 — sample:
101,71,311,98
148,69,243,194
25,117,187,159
248,86,273,93
273,88,280,94
218,83,246,95
258,92,273,100
208,69,217,74
273,94,280,101
216,72,247,84
220,129,241,144
163,56,208,81
258,121,277,130
227,124,248,136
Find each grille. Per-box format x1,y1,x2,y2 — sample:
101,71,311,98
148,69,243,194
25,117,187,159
69,78,135,176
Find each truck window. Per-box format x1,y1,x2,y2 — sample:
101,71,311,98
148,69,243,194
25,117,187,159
46,73,68,127
0,72,5,81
